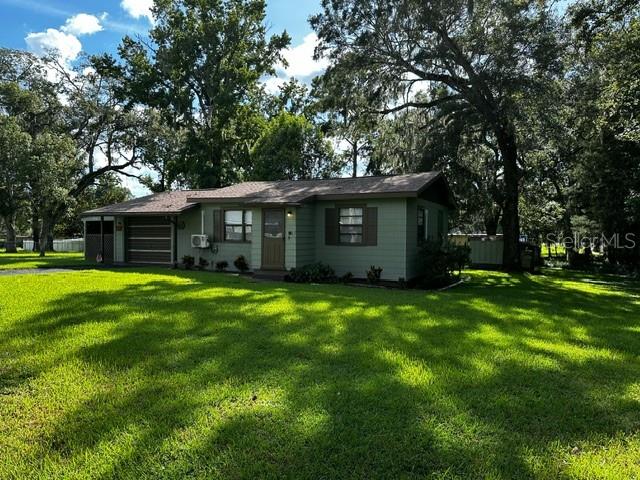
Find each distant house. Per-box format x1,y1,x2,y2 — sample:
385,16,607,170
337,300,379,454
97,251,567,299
81,172,455,281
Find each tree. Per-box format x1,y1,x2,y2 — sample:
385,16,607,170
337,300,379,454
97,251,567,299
0,49,143,253
312,65,378,177
57,173,131,237
250,110,338,180
0,117,31,252
28,132,80,257
312,0,564,268
566,0,640,265
115,0,290,188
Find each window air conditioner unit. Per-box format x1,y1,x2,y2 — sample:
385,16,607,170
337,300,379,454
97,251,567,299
191,234,210,249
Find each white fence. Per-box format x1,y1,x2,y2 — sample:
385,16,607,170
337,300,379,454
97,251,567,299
23,238,84,252
449,234,504,267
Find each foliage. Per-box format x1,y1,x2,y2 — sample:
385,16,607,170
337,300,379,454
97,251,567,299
56,173,131,238
0,117,31,252
181,255,195,269
340,271,354,284
114,0,290,188
312,0,565,268
2,268,640,478
250,110,338,180
215,260,229,272
366,265,383,285
198,258,209,271
286,262,337,283
416,241,471,289
233,255,250,272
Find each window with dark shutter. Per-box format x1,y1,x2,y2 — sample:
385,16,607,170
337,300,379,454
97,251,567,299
212,209,223,242
325,208,339,245
339,207,364,244
364,207,378,246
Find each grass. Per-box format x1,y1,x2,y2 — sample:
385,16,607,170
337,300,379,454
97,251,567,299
0,268,639,479
0,250,87,270
541,243,567,258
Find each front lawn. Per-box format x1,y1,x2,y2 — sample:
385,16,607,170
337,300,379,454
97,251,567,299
0,250,87,270
0,268,638,479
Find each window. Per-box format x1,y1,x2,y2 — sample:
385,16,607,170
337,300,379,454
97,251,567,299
224,210,252,242
339,207,363,244
417,208,428,242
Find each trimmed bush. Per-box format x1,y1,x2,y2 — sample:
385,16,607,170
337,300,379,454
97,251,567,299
234,255,250,272
366,266,383,285
416,240,470,289
182,255,195,269
215,260,229,272
286,262,337,283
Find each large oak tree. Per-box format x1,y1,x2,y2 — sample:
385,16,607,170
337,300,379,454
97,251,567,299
312,0,563,268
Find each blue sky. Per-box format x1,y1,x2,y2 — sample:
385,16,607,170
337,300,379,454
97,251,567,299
0,0,325,195
0,0,321,53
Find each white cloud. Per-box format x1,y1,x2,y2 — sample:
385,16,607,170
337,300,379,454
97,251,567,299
263,76,286,94
279,33,329,79
25,28,82,62
61,13,103,36
120,0,154,22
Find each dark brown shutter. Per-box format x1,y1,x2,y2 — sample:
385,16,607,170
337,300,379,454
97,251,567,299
325,208,338,245
364,207,378,246
212,209,223,242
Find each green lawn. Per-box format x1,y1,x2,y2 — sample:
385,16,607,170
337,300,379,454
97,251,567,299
0,250,87,270
1,268,639,479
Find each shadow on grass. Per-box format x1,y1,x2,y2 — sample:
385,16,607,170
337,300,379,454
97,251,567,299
1,268,639,478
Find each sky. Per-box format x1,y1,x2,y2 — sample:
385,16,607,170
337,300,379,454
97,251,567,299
0,0,326,196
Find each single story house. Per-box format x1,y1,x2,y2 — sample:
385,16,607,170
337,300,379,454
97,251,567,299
81,172,455,281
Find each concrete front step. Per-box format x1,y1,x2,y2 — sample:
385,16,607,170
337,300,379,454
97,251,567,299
253,269,289,281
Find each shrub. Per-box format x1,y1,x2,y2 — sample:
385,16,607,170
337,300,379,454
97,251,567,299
182,255,195,269
215,260,229,272
366,266,383,285
340,272,354,284
416,240,470,289
567,248,594,270
286,262,337,283
198,258,209,270
398,277,407,289
234,255,250,272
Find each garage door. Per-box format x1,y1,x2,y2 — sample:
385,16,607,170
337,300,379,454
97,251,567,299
126,217,172,264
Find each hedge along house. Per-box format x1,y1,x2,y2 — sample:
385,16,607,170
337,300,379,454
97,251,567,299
81,172,455,281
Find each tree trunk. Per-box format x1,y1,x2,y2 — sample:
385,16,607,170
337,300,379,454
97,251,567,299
3,215,17,253
495,125,521,271
351,141,358,178
484,207,501,236
31,214,40,252
39,217,50,257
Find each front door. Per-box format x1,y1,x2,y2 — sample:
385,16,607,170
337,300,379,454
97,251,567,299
262,208,285,270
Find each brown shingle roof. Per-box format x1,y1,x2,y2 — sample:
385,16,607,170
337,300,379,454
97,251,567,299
187,172,444,205
81,190,215,216
82,172,451,216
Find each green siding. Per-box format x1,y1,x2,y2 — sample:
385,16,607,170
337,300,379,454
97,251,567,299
250,208,262,270
314,198,407,280
285,209,296,270
177,206,253,271
295,205,315,267
405,199,451,279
